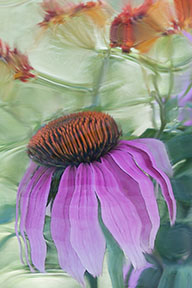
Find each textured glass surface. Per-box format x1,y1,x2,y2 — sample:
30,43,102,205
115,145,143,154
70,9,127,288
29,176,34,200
1,1,192,288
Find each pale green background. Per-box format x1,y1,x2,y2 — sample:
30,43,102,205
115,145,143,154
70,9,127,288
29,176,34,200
0,0,192,287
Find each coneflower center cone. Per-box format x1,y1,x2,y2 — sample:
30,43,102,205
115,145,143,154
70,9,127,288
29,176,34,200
27,111,121,167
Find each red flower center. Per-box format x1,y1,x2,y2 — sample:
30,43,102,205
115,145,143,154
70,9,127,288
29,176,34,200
27,111,121,167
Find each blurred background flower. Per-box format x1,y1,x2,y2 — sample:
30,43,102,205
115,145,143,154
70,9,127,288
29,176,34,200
0,39,35,100
0,39,35,82
38,0,113,48
110,0,175,53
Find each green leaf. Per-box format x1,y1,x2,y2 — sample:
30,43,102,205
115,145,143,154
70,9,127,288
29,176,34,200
166,134,192,164
158,266,192,288
174,266,192,288
85,273,98,288
164,97,178,123
106,238,125,288
155,224,192,263
173,158,192,178
140,128,157,138
171,176,192,204
137,267,162,288
157,267,177,288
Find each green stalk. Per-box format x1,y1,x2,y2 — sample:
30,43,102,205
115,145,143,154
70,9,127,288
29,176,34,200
166,37,174,101
152,75,167,138
110,48,192,73
179,80,192,100
91,49,110,107
86,272,98,288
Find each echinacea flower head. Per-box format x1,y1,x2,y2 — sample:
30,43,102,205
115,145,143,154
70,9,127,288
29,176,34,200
0,40,35,82
38,0,113,48
16,111,176,286
110,0,175,53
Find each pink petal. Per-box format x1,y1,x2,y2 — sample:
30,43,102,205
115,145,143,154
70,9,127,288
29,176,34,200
128,263,153,288
15,161,38,268
19,165,47,271
126,138,173,177
182,30,192,43
25,167,54,272
91,161,146,269
69,163,106,277
51,166,86,286
104,153,160,251
119,141,176,224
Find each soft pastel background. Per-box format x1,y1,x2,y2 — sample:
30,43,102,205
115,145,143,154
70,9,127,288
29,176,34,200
1,0,192,287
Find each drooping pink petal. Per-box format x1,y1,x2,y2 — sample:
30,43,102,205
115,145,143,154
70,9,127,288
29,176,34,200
127,138,173,177
18,164,45,271
183,118,192,126
103,153,160,251
69,163,106,277
15,161,38,267
51,166,86,286
119,140,176,224
126,262,154,288
24,167,54,272
91,161,146,269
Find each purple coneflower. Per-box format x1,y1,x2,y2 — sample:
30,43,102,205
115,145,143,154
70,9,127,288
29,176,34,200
15,111,176,286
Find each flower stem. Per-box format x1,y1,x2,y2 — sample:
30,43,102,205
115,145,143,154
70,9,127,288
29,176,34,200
166,37,174,101
155,98,166,138
110,48,192,73
180,80,192,100
35,72,92,93
85,272,98,288
152,75,167,138
91,49,110,107
152,40,174,138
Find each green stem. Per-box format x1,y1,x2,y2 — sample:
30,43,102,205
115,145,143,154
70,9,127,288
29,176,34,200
140,66,159,129
35,72,92,93
152,75,167,138
180,80,192,100
110,48,192,73
166,37,174,101
152,250,164,270
155,98,166,138
167,63,174,101
91,49,110,107
85,272,98,288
